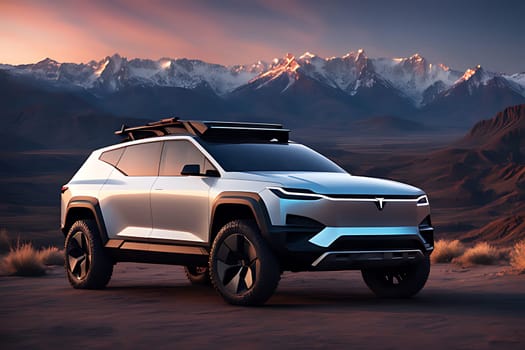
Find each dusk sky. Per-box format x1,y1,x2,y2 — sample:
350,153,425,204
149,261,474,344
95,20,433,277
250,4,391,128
1,0,524,73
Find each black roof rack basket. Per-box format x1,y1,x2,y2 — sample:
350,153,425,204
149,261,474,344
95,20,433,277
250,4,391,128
115,118,289,143
115,117,188,141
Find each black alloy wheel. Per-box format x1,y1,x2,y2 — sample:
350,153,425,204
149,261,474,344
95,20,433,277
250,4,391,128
209,220,280,306
215,233,259,294
66,230,91,280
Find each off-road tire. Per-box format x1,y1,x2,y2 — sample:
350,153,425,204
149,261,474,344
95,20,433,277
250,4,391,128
209,219,280,306
65,219,113,289
184,265,211,285
361,255,431,298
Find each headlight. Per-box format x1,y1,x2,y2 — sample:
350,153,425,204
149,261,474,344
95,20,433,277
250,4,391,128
268,187,322,200
417,195,429,206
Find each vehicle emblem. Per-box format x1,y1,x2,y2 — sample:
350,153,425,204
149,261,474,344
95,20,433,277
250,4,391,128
375,198,385,211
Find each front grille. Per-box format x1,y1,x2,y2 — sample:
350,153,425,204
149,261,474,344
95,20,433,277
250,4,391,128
329,235,424,251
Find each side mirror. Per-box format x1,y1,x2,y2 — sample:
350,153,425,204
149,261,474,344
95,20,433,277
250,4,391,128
181,164,201,176
205,169,221,177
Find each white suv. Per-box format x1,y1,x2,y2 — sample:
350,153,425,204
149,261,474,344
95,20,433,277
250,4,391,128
61,118,434,305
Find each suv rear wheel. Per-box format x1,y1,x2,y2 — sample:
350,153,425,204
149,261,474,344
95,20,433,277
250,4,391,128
361,256,430,298
209,219,280,306
184,265,211,285
65,219,113,289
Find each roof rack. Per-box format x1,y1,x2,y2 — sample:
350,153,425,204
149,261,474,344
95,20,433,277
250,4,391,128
115,117,189,141
115,118,289,143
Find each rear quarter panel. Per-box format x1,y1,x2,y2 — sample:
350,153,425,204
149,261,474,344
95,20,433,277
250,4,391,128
60,151,115,228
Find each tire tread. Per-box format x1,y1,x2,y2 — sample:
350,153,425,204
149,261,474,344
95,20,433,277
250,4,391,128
65,219,113,289
209,219,280,306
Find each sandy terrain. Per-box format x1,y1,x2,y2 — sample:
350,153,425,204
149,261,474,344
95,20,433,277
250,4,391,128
1,263,524,349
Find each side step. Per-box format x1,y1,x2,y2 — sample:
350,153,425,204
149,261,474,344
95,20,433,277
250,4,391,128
104,239,208,266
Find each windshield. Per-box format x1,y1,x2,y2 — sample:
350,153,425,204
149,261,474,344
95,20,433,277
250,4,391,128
201,142,346,173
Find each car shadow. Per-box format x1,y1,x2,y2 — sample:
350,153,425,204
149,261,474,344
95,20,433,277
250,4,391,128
102,280,525,318
268,288,525,318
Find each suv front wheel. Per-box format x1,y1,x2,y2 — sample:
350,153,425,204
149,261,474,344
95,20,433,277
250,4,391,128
209,219,280,306
65,219,113,289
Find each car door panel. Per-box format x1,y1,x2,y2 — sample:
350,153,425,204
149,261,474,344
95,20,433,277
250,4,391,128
98,141,162,239
150,140,216,243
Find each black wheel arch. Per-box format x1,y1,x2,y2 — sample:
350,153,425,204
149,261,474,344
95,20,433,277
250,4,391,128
210,192,272,244
63,196,109,244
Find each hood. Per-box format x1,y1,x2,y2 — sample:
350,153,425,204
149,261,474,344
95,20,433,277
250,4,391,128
223,172,424,196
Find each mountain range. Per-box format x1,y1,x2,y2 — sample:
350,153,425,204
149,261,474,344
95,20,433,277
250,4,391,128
2,50,525,133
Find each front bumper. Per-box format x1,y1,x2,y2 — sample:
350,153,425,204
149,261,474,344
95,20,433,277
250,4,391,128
265,224,434,272
259,187,434,271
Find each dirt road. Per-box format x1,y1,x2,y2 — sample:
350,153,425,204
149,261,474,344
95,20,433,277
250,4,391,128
1,263,524,349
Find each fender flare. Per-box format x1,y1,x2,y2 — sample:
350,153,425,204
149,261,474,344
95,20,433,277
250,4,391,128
64,196,109,244
210,192,272,240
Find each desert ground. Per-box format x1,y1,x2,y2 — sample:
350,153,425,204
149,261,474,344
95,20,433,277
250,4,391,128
1,263,524,349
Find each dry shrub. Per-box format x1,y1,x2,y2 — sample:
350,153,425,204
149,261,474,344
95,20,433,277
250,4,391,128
0,228,10,253
510,240,525,273
38,246,64,266
453,242,503,266
431,239,465,263
0,241,46,276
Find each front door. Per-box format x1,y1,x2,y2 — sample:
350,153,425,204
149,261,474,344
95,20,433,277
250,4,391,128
150,140,218,243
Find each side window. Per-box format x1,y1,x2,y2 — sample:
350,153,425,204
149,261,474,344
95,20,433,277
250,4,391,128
99,148,124,167
203,158,217,174
116,142,163,176
160,140,215,176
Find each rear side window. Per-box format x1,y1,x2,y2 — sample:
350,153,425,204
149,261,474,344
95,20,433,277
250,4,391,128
99,148,124,167
116,142,163,176
160,140,214,176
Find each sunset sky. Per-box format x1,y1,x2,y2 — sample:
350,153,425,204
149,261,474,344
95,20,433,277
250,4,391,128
1,0,523,72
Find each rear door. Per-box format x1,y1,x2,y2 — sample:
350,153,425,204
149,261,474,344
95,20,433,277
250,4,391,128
99,141,163,239
150,140,218,243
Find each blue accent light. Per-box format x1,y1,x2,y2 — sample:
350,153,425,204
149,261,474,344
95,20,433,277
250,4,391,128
309,226,419,247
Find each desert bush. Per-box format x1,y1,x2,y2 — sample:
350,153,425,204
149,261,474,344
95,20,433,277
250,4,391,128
453,242,503,266
510,240,525,273
431,239,466,263
38,246,64,266
0,228,11,253
0,241,46,276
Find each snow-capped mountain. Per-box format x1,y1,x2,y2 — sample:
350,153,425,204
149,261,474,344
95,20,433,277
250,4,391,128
4,51,524,107
415,62,525,128
229,50,417,124
246,53,301,92
447,65,493,94
502,72,525,96
441,64,524,100
244,49,393,97
373,54,461,106
6,54,268,96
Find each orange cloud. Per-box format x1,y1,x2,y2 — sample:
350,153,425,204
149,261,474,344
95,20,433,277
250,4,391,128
0,0,326,65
